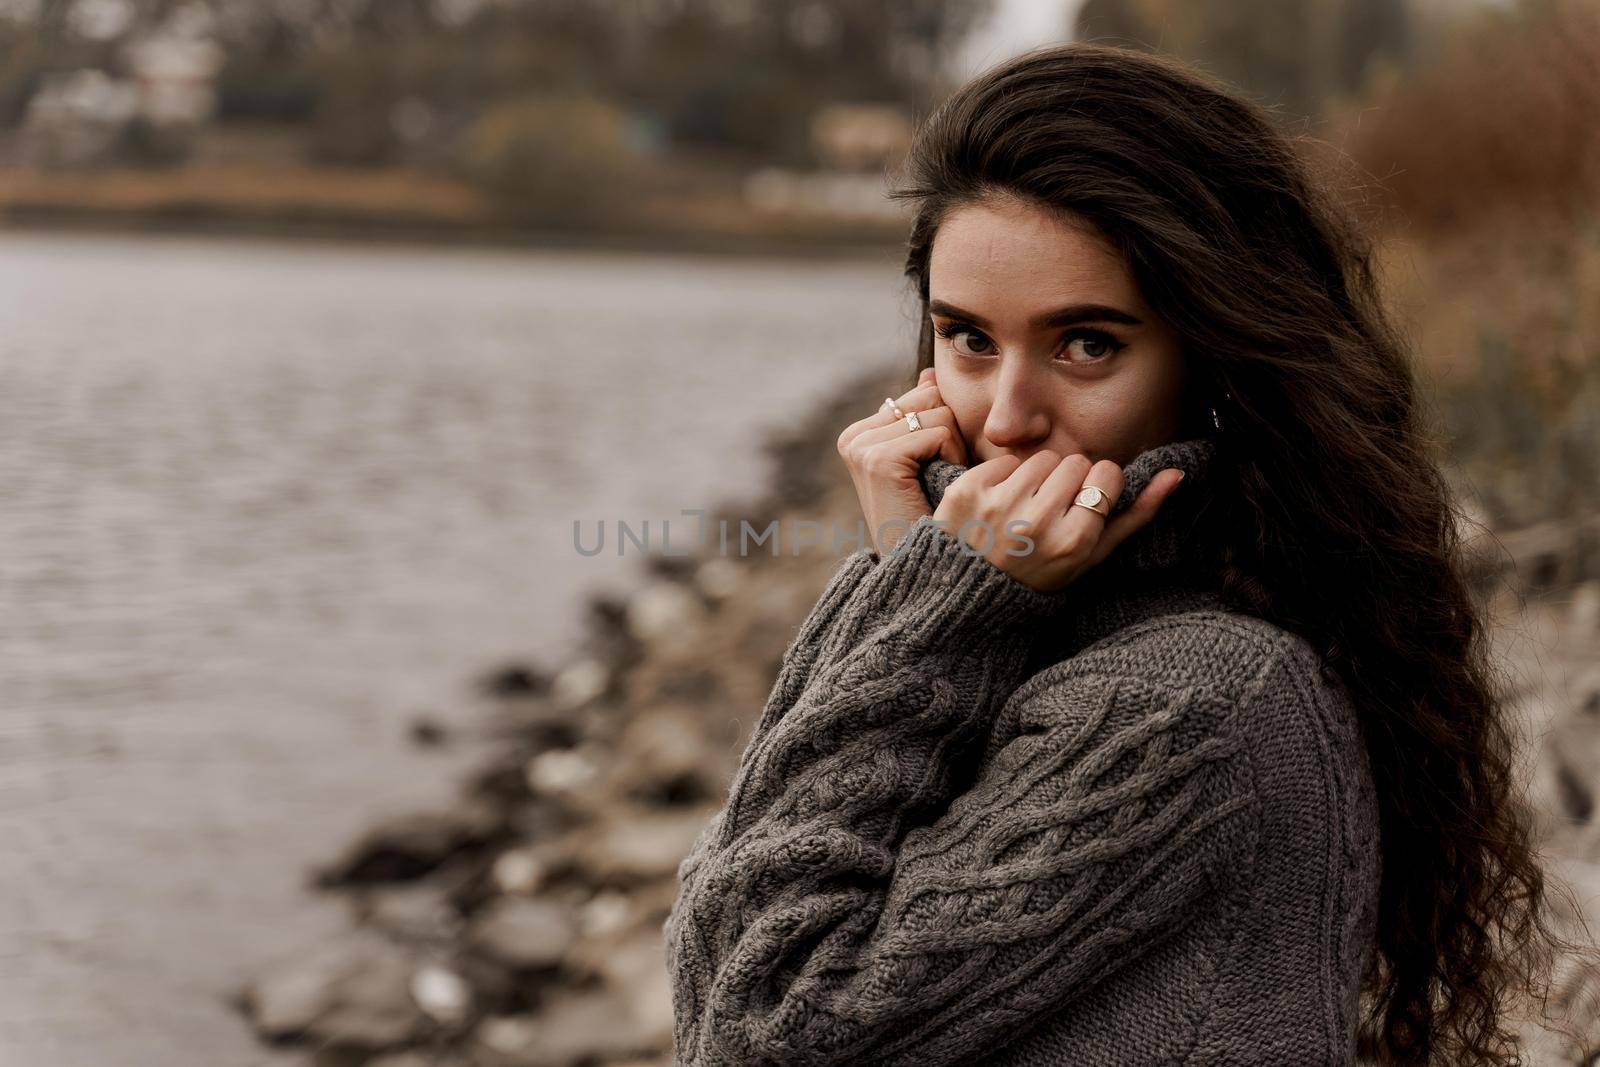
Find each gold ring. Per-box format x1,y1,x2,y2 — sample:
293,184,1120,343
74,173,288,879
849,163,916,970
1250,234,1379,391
1071,484,1110,517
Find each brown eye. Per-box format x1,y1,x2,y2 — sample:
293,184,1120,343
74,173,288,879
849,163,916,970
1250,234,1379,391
1057,329,1126,363
949,329,994,357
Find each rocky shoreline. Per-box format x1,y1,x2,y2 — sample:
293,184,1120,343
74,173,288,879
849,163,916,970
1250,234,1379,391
234,364,1600,1067
233,363,903,1067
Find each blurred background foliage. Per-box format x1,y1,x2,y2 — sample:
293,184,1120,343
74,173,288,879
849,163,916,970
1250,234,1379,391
1329,0,1600,530
0,0,1587,524
0,0,991,237
0,0,1591,522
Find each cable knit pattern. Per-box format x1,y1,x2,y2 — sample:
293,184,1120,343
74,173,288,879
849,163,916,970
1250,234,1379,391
664,437,1383,1066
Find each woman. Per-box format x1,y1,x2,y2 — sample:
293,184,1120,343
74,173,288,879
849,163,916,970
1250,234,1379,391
665,43,1590,1066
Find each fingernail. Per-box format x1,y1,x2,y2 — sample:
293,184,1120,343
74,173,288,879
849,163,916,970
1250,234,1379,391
1172,470,1186,486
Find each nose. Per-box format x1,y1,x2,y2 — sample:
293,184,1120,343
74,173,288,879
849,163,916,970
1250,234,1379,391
980,358,1052,452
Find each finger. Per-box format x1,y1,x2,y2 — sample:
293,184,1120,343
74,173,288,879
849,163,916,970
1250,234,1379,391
1086,467,1185,568
963,451,1024,488
918,366,935,387
872,425,960,467
838,406,898,450
843,388,941,449
1034,452,1095,509
852,405,961,458
891,381,943,413
1051,458,1122,547
998,449,1064,499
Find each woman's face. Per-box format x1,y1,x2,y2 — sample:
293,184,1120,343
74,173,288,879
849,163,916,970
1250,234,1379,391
927,195,1189,469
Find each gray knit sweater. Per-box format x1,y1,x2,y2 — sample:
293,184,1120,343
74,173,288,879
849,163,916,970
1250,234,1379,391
664,437,1383,1066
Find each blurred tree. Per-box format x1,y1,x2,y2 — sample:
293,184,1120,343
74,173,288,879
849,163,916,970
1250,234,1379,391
1343,0,1600,229
596,0,994,163
1076,0,1410,122
0,0,993,175
460,91,644,226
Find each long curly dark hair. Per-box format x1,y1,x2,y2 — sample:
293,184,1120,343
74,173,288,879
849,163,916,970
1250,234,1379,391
887,41,1598,1065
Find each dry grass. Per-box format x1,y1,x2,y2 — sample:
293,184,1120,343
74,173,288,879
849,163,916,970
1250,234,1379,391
1327,0,1600,528
0,163,495,225
1337,0,1600,233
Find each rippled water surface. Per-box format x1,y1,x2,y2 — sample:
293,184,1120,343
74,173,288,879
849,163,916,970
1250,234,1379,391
0,231,910,1066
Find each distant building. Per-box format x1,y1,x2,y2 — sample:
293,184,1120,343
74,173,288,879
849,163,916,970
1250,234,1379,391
739,101,917,225
809,103,915,172
19,34,223,168
124,35,225,127
20,69,139,167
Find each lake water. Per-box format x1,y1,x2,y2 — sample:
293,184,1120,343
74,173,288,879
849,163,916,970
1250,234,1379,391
0,231,913,1067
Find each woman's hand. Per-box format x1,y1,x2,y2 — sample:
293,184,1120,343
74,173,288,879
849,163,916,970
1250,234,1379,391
933,450,1186,594
837,367,967,555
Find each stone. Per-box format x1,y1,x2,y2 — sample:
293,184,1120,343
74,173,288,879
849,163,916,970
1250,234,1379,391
627,581,707,645
410,963,473,1025
354,881,461,943
317,805,503,887
578,889,633,939
1574,664,1600,719
609,708,722,805
569,804,717,882
480,662,552,697
524,746,602,797
1570,580,1600,637
368,1053,467,1067
472,986,655,1067
550,658,610,711
694,556,743,601
566,925,674,1048
468,897,580,970
490,846,550,896
408,714,450,747
243,932,422,1049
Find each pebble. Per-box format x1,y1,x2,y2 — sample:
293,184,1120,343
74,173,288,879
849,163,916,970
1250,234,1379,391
317,806,502,886
468,897,579,970
472,986,652,1067
409,963,472,1024
244,932,422,1048
579,888,632,938
490,846,548,896
550,658,610,710
524,746,600,795
570,805,716,881
694,556,743,601
1571,580,1600,637
627,580,706,645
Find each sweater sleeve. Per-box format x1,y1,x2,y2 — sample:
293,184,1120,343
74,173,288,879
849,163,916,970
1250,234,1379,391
663,516,1260,1066
740,542,880,749
739,504,1067,752
666,514,1068,913
740,454,973,746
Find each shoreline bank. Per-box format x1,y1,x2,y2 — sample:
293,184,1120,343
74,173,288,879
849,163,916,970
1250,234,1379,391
234,361,905,1067
0,165,908,261
0,210,906,261
233,363,1600,1067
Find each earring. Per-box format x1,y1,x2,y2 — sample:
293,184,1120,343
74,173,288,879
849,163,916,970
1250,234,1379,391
1210,391,1232,432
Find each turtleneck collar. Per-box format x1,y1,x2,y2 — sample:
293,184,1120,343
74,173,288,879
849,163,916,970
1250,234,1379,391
916,437,1227,657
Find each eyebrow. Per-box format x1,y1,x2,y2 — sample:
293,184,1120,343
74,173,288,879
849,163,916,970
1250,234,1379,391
928,299,1144,331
